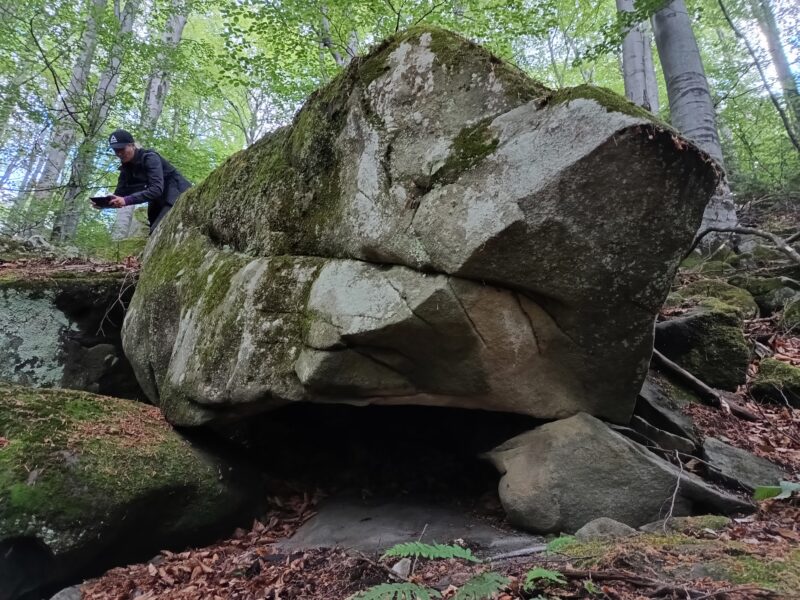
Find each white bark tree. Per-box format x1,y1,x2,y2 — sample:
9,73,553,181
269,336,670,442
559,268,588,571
616,0,659,113
33,0,106,207
652,0,737,233
54,0,139,242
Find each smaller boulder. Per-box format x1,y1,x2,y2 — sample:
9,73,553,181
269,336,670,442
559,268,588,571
574,518,637,541
703,437,787,491
728,275,800,316
485,413,750,533
750,358,800,408
655,305,751,391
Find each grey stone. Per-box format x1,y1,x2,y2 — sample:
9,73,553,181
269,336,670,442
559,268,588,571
49,586,82,600
486,413,751,533
703,437,787,490
276,496,543,555
123,28,718,426
0,272,142,399
629,415,695,454
574,517,637,541
635,370,699,442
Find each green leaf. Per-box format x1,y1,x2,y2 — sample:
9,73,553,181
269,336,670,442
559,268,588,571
753,481,800,501
583,580,602,595
381,542,481,563
348,582,442,600
523,567,567,591
453,572,509,600
545,535,578,554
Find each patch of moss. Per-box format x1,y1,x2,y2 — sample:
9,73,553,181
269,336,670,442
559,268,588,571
432,118,499,185
719,550,800,593
0,382,238,551
545,84,665,123
668,279,758,318
783,299,800,330
750,358,800,407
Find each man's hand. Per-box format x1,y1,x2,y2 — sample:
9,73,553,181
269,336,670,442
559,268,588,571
109,195,126,208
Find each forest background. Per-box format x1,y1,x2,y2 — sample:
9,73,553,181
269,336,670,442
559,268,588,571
0,0,797,257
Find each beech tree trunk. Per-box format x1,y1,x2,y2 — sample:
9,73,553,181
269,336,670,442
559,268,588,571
34,0,105,206
616,0,659,113
54,0,139,243
652,0,737,234
750,0,800,133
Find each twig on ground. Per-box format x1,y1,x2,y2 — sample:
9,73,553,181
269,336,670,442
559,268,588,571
662,450,684,533
350,550,411,583
484,544,548,562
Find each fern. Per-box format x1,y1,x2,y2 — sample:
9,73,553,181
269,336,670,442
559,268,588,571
382,542,481,563
453,572,509,600
545,535,577,554
523,567,567,591
348,582,442,600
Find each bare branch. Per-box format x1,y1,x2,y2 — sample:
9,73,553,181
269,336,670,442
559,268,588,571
691,226,800,265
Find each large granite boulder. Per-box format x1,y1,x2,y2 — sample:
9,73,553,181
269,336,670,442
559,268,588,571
0,383,252,600
0,267,142,399
123,27,718,426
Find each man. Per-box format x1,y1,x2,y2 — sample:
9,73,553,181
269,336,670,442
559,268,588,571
102,129,192,233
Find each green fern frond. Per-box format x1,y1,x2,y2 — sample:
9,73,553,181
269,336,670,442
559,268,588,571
453,572,509,600
523,567,567,591
381,542,481,563
348,582,442,600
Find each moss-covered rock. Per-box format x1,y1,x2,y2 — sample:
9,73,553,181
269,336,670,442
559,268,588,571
750,358,800,407
655,306,751,390
782,298,800,330
0,270,142,399
666,279,758,318
728,275,800,316
124,26,718,427
0,383,252,599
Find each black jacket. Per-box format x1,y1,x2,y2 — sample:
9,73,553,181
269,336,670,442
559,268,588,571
114,148,191,224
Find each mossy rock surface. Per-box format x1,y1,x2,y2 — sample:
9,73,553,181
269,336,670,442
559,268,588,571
655,307,751,391
124,26,718,427
750,358,800,407
0,383,250,597
782,299,800,330
667,279,758,318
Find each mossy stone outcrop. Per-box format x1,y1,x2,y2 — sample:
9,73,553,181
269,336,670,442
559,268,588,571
750,358,800,407
666,279,758,318
0,383,250,599
655,306,751,390
0,270,141,399
123,27,718,426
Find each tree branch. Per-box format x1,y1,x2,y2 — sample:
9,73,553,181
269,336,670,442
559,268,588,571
690,226,800,265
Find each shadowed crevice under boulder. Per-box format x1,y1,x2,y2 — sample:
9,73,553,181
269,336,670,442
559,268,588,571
122,26,718,427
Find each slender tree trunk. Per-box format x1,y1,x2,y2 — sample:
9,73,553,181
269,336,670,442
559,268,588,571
616,0,659,113
750,0,800,133
34,0,105,205
54,0,139,243
139,0,188,132
652,0,737,233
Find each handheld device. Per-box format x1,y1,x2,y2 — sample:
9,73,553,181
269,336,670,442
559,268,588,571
90,195,113,208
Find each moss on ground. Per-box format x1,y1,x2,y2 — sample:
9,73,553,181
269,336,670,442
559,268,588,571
667,279,758,318
750,358,800,407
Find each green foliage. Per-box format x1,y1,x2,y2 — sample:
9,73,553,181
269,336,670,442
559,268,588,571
382,542,481,563
583,579,602,595
545,535,578,554
453,572,509,600
349,583,441,600
753,481,800,501
523,567,567,591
